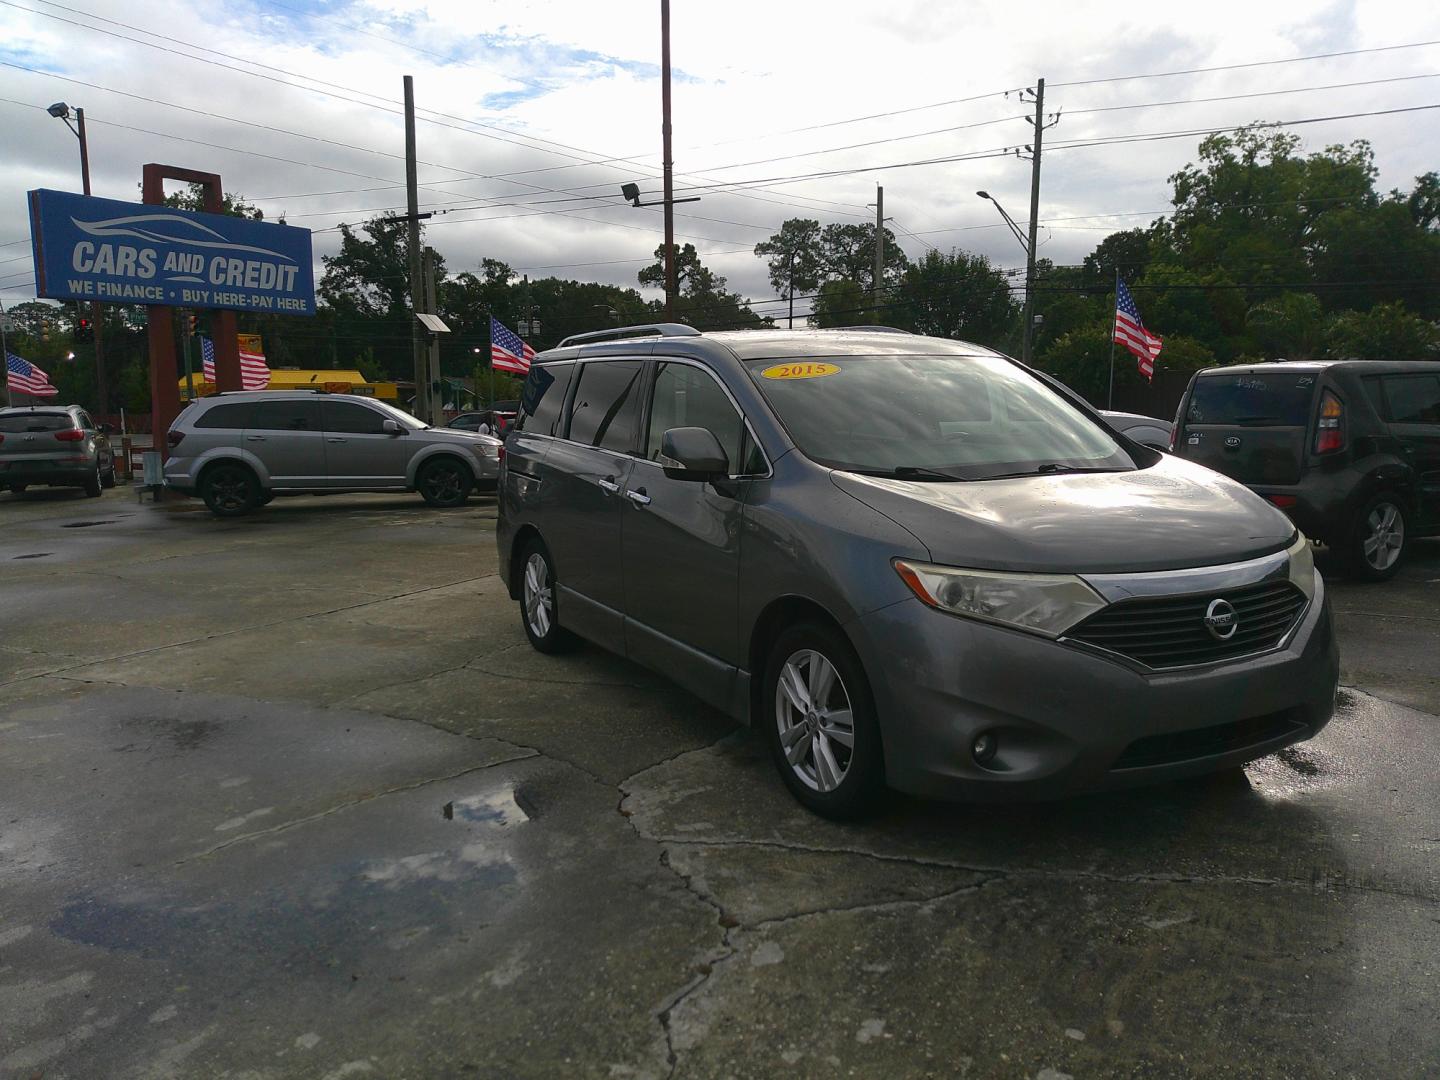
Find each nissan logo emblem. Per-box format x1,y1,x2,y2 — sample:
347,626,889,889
1204,598,1239,641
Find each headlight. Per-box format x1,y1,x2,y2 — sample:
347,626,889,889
893,559,1108,638
1286,532,1317,600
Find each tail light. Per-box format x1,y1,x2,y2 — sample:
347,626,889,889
1266,494,1298,509
167,429,186,448
54,428,85,442
1314,390,1345,454
0,434,5,445
497,444,506,465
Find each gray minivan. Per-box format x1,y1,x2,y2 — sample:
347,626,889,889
497,325,1339,818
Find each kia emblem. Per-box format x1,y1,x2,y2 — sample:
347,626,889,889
1223,435,1242,449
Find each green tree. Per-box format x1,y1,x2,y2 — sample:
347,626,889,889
753,218,824,299
639,244,769,330
816,222,909,292
1308,201,1440,317
1246,292,1326,360
894,248,1017,347
1041,320,1214,403
810,279,871,327
1323,302,1440,360
158,182,264,220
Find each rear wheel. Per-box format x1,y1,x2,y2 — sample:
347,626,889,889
200,463,259,518
1346,494,1407,582
763,622,886,820
83,465,102,498
518,538,579,654
417,457,473,508
100,461,117,489
8,483,27,495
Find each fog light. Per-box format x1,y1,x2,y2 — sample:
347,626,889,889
972,731,998,765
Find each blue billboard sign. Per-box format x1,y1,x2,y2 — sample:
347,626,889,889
28,189,316,315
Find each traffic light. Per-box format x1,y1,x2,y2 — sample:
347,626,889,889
76,316,91,341
188,313,198,335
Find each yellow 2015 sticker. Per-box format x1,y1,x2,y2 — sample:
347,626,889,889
761,362,841,380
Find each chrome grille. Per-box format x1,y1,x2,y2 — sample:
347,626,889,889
1066,579,1307,669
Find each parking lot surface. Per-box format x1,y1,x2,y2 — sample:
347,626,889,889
3,487,1439,1078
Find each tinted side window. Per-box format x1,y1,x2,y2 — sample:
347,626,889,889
249,400,321,431
567,360,644,452
647,363,747,473
1186,374,1316,426
76,411,95,430
195,402,255,429
517,363,574,437
323,400,388,434
1383,375,1440,424
1361,376,1387,419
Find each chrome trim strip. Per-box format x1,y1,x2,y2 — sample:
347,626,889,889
1079,543,1293,604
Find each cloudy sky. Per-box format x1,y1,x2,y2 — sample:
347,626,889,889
2,0,1437,318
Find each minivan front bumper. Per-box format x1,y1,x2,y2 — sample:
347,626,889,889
848,574,1337,801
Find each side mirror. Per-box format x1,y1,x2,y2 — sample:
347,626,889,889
98,423,114,434
382,419,404,436
660,426,728,481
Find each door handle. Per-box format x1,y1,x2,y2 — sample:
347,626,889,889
625,487,651,506
597,476,620,494
245,435,267,442
326,438,348,443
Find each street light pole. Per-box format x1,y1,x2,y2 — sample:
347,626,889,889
49,102,107,413
660,0,676,322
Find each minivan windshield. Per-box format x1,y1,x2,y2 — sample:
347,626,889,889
745,354,1134,480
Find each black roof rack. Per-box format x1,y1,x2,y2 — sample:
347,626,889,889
828,326,912,334
557,323,701,349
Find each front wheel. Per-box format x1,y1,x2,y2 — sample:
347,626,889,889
200,463,260,517
763,622,886,820
518,539,579,654
1346,494,1407,582
417,458,473,508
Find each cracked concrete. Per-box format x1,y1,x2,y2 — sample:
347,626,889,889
2,488,1439,1078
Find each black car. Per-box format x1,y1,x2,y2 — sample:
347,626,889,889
1173,361,1440,581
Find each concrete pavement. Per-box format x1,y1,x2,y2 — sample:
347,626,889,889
2,486,1438,1078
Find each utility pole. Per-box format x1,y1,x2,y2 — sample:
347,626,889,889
660,0,676,322
403,76,428,423
872,185,884,323
787,249,795,329
424,246,442,421
1022,78,1047,365
1,294,14,407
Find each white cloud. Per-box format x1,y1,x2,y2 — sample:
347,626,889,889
2,0,1438,309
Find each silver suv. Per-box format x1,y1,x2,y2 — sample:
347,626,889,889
164,391,501,516
1,404,116,497
498,324,1338,818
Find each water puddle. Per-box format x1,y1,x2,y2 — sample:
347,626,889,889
443,786,534,827
13,552,52,559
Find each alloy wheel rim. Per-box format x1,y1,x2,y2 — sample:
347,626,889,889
213,470,246,511
1363,503,1403,570
523,552,553,638
775,648,855,793
427,464,462,501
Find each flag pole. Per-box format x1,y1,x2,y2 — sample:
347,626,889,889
1106,269,1119,410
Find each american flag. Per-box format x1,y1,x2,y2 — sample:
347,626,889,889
490,316,535,375
1113,279,1163,381
201,337,271,390
5,352,59,397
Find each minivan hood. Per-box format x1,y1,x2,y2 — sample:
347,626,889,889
831,455,1295,574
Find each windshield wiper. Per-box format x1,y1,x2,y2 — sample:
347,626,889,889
978,464,1129,481
848,466,968,482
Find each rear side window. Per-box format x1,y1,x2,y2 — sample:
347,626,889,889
1185,374,1317,427
517,363,574,437
1382,374,1440,424
0,413,71,432
322,400,388,434
248,400,321,431
567,360,644,452
195,402,254,429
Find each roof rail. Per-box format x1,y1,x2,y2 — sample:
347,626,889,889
557,322,701,349
829,326,912,334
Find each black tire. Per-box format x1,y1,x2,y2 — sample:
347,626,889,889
83,465,102,498
1345,493,1407,582
762,621,886,820
8,484,27,495
256,491,275,506
417,457,473,508
200,463,260,518
517,538,579,654
101,462,117,489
